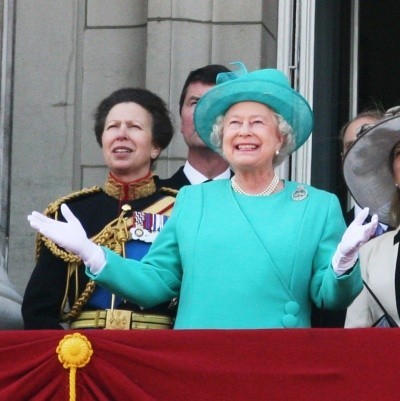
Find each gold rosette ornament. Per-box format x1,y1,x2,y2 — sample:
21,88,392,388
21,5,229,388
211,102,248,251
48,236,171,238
56,333,93,401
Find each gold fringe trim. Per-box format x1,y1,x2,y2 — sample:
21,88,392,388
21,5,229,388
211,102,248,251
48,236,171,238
158,186,179,197
35,186,102,263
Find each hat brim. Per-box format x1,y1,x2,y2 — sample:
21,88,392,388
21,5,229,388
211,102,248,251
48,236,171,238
194,80,313,152
343,115,400,226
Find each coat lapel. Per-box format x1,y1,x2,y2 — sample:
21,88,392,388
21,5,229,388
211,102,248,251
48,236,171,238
228,185,297,300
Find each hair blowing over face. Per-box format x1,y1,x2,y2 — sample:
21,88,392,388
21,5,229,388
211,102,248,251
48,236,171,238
94,88,174,150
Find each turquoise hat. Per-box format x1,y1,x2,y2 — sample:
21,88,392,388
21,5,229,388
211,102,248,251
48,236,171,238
194,62,313,152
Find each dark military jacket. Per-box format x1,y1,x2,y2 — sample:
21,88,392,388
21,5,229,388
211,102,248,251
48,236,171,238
22,174,177,329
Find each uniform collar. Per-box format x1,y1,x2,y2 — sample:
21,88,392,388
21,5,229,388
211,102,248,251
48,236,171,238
103,172,157,201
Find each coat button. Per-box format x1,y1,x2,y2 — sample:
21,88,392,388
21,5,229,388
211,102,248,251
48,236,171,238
282,314,298,328
284,301,300,316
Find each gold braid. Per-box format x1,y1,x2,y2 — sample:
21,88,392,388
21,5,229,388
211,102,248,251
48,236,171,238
62,205,133,322
35,186,102,264
38,185,176,322
158,186,179,197
35,186,132,322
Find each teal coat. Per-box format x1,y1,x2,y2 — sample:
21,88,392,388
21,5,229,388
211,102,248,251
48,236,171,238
87,180,362,329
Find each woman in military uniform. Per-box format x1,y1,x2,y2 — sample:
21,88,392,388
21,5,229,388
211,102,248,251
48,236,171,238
22,88,176,330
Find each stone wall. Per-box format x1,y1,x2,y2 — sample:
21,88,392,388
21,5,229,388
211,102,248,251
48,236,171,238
5,0,278,293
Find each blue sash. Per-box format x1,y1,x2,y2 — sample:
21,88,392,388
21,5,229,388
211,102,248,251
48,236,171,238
87,212,169,309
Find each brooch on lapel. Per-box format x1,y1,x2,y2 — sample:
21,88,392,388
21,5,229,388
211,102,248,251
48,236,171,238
291,185,308,201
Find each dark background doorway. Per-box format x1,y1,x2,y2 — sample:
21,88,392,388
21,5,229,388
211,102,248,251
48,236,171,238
358,1,400,110
311,0,400,213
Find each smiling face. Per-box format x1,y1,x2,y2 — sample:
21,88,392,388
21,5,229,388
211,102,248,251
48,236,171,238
221,101,284,173
101,102,160,181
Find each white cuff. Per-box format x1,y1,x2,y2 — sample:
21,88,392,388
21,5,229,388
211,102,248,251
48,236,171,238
84,245,106,275
332,249,358,275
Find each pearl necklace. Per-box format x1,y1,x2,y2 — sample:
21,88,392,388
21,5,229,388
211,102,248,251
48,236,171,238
231,173,280,196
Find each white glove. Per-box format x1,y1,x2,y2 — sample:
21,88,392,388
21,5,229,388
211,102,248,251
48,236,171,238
332,207,378,275
28,204,105,272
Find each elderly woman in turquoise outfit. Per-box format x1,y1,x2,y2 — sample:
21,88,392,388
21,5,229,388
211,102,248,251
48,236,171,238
27,63,378,329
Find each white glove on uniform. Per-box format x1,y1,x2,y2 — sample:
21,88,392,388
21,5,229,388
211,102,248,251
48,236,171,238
332,207,378,275
28,204,105,273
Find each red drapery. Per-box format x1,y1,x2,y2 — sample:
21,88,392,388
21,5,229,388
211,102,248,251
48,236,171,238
1,329,399,401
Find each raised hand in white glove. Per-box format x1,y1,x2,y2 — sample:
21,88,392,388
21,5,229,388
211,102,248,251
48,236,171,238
28,204,105,273
332,207,378,276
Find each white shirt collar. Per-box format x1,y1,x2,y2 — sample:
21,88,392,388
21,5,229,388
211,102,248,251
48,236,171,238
183,161,231,185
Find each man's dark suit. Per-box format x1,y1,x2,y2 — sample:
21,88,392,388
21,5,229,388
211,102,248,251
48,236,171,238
159,166,234,191
159,167,191,190
344,206,356,226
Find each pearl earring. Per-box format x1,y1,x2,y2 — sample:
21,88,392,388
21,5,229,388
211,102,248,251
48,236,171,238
275,149,280,156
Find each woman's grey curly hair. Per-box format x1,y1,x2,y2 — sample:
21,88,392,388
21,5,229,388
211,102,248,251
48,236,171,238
210,110,295,166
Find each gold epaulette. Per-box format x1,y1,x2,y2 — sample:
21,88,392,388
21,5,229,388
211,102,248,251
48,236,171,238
33,186,108,323
35,186,102,263
43,186,102,217
158,186,179,197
